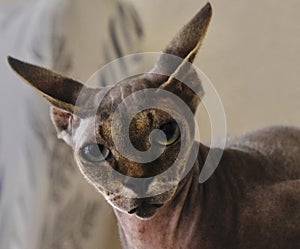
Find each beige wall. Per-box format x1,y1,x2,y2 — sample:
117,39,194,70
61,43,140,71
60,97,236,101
131,0,300,141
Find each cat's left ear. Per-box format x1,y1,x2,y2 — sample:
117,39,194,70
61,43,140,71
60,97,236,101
149,3,212,112
7,56,94,146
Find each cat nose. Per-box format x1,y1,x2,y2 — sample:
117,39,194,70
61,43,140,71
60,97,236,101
123,177,152,196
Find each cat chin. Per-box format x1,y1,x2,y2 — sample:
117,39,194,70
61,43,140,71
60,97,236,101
133,208,158,220
109,198,163,220
128,202,163,219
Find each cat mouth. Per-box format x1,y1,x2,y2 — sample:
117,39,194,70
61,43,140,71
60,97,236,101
128,203,163,219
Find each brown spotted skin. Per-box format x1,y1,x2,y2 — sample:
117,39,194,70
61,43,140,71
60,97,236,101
8,3,300,249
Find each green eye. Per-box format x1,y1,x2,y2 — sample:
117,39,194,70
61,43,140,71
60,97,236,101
81,143,110,162
157,122,180,146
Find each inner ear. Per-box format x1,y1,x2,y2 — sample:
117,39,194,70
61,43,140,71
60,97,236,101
51,107,73,134
50,107,81,145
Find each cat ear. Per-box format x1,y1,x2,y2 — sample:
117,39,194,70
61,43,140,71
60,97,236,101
149,3,212,112
161,2,212,67
7,56,90,145
7,56,84,112
50,106,80,145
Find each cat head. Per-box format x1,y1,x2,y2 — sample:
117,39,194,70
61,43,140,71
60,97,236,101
8,3,212,219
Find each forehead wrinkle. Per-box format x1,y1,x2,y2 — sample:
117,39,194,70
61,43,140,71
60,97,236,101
97,124,106,139
97,74,153,112
95,75,157,129
108,91,114,108
98,84,129,114
97,122,113,146
120,82,125,100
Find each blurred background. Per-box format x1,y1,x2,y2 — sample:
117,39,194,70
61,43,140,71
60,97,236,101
0,0,299,249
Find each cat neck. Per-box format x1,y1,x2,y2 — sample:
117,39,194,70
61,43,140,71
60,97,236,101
114,143,214,249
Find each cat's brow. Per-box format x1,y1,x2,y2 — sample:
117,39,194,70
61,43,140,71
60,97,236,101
96,76,155,119
147,112,154,127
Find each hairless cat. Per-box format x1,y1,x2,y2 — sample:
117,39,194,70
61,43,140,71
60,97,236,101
8,3,300,249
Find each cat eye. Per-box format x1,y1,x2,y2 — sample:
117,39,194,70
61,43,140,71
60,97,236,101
81,143,110,163
156,122,180,146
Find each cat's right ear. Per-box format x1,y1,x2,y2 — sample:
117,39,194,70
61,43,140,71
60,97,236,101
151,3,212,76
7,56,86,145
147,3,212,113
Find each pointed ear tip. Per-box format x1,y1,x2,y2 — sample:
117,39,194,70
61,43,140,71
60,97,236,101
7,56,15,67
202,2,213,16
7,56,22,71
205,2,212,9
190,2,212,29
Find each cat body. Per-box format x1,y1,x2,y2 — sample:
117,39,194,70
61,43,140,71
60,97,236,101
117,126,300,249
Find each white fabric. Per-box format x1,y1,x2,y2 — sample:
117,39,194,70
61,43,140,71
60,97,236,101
0,1,68,249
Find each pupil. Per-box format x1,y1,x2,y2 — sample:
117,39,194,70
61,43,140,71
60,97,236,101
161,123,175,140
